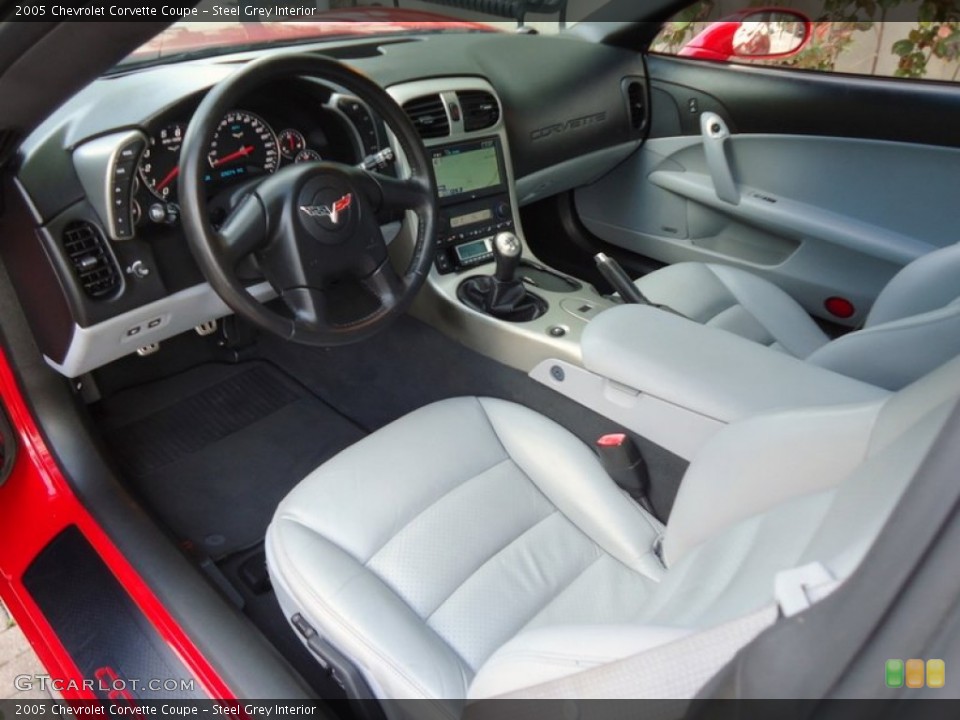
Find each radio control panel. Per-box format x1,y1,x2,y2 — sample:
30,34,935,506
434,194,514,274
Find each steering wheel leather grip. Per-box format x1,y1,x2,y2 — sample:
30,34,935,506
179,53,439,346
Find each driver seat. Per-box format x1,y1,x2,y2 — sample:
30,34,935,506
266,357,960,712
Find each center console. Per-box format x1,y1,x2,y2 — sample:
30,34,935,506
387,77,614,373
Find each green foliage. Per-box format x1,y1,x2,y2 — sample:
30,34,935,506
649,0,715,53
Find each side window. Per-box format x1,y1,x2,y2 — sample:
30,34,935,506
651,0,960,83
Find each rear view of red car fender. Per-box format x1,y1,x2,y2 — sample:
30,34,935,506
0,346,233,700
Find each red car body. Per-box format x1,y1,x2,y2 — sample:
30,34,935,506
0,346,232,699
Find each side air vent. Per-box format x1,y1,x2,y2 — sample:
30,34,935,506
402,94,450,139
626,80,647,131
62,221,122,300
458,90,500,132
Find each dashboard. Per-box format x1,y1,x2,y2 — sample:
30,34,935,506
5,30,648,377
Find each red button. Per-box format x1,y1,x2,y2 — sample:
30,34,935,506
597,433,627,447
825,297,855,319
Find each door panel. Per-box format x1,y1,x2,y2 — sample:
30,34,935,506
575,56,960,326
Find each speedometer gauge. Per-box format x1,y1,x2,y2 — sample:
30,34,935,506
140,122,188,200
206,111,278,185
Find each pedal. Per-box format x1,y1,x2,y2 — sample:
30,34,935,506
136,343,160,357
195,319,218,336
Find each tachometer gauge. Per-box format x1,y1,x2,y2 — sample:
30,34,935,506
278,129,306,160
206,111,278,185
294,149,322,164
139,122,188,200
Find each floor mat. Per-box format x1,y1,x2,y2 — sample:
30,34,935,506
95,362,365,559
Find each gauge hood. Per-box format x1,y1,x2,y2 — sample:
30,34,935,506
126,9,499,65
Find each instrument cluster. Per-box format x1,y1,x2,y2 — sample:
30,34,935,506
132,91,381,229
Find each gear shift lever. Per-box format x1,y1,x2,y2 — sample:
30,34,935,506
457,232,547,322
493,232,522,283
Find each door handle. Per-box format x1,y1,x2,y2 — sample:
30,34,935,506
700,112,740,206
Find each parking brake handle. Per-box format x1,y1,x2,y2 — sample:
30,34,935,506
594,254,687,318
595,253,648,304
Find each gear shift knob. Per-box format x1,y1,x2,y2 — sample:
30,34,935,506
493,232,522,283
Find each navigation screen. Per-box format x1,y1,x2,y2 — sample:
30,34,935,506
432,140,502,199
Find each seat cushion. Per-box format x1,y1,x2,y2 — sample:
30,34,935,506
266,397,664,710
636,262,829,358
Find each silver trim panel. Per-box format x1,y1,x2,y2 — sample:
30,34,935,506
73,129,147,241
46,281,276,378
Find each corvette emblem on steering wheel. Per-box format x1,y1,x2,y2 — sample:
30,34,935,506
300,193,353,226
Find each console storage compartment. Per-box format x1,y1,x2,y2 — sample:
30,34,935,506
532,304,890,459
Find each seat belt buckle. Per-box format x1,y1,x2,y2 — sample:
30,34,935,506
596,433,656,516
774,562,841,617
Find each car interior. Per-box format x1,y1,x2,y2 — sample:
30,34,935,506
2,0,960,711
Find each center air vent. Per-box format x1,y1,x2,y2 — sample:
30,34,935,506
62,221,122,300
457,90,500,132
402,94,450,139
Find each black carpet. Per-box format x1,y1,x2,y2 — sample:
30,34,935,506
94,362,365,559
258,314,688,520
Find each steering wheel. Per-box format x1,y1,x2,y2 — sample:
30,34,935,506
178,54,438,346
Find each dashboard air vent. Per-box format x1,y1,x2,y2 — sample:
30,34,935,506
402,94,449,139
626,81,646,131
61,221,121,300
458,90,500,132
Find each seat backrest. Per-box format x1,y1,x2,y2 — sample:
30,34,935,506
867,242,960,326
646,353,960,630
806,242,960,390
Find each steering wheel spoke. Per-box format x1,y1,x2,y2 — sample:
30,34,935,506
217,193,268,263
360,259,407,309
282,287,331,331
362,173,432,221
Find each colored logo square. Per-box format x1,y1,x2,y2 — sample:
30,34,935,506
886,659,904,688
906,658,925,688
926,659,945,689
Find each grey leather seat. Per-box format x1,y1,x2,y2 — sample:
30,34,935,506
266,356,960,709
635,242,960,389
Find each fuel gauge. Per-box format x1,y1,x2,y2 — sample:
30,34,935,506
295,149,322,164
278,129,306,160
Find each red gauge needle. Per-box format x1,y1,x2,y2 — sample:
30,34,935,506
155,166,179,192
211,145,254,168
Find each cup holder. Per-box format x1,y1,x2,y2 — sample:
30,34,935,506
517,261,582,294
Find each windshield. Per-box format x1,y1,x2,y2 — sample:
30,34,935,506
118,0,597,70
